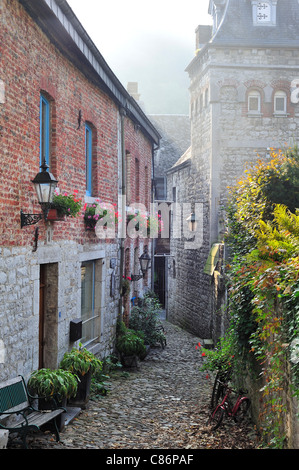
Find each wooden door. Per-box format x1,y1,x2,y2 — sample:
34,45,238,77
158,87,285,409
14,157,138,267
39,264,46,369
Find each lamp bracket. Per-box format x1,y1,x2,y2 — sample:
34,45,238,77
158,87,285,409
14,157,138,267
20,210,43,228
131,273,143,281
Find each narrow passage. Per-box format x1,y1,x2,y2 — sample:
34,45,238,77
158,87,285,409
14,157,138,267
8,321,257,449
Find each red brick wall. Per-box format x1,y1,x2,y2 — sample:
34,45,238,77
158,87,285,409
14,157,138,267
124,117,152,211
122,116,153,313
0,0,123,247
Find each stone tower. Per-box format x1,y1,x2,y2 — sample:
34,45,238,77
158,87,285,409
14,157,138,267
167,0,299,340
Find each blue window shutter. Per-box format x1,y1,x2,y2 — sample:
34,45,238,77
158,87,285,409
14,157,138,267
40,95,50,168
85,123,92,196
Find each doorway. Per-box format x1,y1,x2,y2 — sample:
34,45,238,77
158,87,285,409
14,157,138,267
39,263,59,369
154,256,166,308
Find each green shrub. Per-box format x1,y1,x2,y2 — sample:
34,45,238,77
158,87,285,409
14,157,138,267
116,322,146,357
129,291,166,347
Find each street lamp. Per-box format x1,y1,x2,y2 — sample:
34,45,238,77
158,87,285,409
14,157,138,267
131,247,151,281
21,160,58,228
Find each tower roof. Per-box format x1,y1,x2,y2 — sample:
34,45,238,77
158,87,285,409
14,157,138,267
210,0,299,48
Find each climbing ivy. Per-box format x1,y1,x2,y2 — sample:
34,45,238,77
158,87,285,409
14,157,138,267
224,148,299,448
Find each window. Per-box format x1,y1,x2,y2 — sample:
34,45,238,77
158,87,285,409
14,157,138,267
85,123,93,196
251,1,276,26
40,95,50,167
248,90,261,114
274,91,287,115
81,260,100,346
256,2,271,23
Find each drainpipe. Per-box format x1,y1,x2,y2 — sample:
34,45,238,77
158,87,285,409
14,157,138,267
151,143,159,290
118,107,126,321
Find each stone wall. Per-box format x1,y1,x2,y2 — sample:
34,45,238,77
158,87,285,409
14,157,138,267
168,42,299,342
0,240,119,383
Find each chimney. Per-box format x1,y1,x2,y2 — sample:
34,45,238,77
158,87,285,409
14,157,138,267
127,82,140,102
195,25,213,50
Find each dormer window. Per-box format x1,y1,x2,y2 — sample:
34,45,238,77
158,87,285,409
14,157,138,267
257,2,271,22
251,1,277,26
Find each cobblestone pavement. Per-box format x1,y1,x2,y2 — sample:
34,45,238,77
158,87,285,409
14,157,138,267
7,321,258,450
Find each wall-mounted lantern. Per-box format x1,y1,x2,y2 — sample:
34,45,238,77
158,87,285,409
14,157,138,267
186,212,198,232
131,247,151,281
21,160,58,228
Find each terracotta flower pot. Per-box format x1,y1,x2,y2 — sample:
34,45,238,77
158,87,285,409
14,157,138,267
47,208,65,221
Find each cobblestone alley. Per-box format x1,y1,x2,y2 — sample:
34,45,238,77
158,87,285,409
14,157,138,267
7,321,258,450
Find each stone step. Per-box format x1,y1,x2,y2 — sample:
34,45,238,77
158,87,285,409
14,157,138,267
64,407,81,426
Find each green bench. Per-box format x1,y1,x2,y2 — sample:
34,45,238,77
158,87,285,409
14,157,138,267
0,376,66,448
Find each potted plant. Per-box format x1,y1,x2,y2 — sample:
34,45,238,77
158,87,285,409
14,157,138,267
121,276,132,297
59,344,102,408
49,189,82,219
27,368,78,430
127,212,147,235
116,322,146,368
83,200,120,230
83,202,99,229
28,368,78,402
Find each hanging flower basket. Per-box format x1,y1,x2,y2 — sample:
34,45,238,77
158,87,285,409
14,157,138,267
83,200,120,231
51,189,82,218
127,212,163,237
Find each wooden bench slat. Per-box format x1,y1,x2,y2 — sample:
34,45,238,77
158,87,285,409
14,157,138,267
12,409,64,429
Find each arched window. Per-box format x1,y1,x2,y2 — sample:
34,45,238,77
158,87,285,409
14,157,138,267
248,90,261,114
274,90,287,115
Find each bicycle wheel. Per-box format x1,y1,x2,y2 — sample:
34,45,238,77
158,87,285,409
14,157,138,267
207,406,224,431
233,398,250,423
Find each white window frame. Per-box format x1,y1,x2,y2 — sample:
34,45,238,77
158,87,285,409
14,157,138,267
248,90,261,114
274,91,287,116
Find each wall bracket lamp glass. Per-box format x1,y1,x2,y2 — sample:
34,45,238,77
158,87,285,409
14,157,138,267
131,247,151,281
187,212,198,232
20,161,58,228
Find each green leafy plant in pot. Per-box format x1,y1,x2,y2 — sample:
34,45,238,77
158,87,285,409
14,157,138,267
28,368,78,403
59,344,102,407
116,322,146,367
28,368,78,429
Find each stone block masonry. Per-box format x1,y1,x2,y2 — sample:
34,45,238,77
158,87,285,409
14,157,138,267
0,241,119,383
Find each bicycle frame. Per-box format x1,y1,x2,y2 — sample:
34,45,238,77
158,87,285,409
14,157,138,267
223,388,248,417
208,382,250,430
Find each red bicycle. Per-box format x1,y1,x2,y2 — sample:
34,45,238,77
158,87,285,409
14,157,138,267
207,382,250,430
